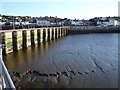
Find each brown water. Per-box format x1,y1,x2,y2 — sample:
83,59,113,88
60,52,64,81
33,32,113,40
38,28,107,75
3,33,118,88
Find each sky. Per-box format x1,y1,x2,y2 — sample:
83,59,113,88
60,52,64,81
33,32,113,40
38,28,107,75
0,0,120,20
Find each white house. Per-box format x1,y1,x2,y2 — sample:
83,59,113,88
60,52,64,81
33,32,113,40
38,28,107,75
20,21,30,25
24,21,30,25
97,20,110,26
14,22,21,25
58,21,64,26
36,19,50,26
100,17,107,21
71,20,76,25
97,18,120,26
71,20,84,26
117,20,120,25
109,18,119,26
50,22,56,26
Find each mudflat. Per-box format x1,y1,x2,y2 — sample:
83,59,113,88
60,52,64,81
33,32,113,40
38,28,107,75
3,33,118,88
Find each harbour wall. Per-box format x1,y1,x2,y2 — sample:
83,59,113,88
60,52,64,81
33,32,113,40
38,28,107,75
0,27,69,54
69,26,120,34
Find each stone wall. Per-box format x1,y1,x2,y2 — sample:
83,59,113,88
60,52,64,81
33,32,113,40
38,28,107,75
0,27,69,54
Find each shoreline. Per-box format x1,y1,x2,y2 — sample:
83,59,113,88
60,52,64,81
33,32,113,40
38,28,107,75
68,26,120,34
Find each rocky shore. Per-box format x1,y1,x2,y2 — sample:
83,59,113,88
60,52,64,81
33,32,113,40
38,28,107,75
68,26,120,34
10,70,89,88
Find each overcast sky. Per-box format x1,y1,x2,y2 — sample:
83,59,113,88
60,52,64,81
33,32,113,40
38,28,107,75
1,0,119,19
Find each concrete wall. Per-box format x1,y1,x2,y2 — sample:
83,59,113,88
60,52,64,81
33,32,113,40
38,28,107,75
69,26,120,34
0,27,69,55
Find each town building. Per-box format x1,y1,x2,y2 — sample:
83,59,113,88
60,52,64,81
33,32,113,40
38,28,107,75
116,19,120,25
36,19,50,26
70,20,84,26
96,18,120,26
97,20,110,26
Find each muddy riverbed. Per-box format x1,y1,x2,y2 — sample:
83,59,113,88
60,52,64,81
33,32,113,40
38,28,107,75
3,33,119,88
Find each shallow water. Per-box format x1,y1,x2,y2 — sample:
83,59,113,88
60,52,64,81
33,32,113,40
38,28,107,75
3,33,118,88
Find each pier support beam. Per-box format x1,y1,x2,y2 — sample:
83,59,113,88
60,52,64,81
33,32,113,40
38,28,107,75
49,28,52,40
47,29,50,41
64,28,66,36
37,29,41,45
30,30,35,45
58,28,61,38
22,30,27,48
17,31,22,50
40,29,43,43
43,29,46,42
26,30,31,47
46,29,48,42
6,32,13,53
55,28,57,39
61,28,63,36
51,28,55,40
12,31,18,51
1,32,7,54
66,28,69,35
57,28,59,38
34,30,38,44
1,27,68,54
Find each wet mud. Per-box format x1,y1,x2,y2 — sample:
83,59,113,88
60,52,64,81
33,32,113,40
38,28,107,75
3,33,118,88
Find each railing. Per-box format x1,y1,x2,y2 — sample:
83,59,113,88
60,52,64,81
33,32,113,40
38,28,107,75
0,44,15,89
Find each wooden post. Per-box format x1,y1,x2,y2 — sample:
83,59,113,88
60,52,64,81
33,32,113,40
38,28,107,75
57,28,59,38
51,28,54,40
55,28,57,39
22,30,27,48
46,29,48,42
47,29,50,41
34,30,38,44
49,28,52,40
30,30,35,45
64,28,66,36
26,30,31,47
12,31,18,51
1,32,7,54
66,28,69,35
43,29,46,42
17,31,22,50
61,28,63,36
37,29,41,45
40,29,43,43
58,28,61,38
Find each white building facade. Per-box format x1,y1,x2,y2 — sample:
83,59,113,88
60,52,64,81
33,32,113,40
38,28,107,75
97,18,120,26
36,19,50,26
97,21,110,26
109,19,119,26
71,20,84,26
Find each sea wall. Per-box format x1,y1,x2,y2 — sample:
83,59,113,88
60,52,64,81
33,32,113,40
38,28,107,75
0,27,69,54
69,26,120,34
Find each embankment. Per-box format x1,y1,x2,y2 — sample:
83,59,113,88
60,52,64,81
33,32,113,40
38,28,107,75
68,26,120,34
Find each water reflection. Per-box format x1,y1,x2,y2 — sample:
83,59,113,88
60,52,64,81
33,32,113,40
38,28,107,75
3,37,63,72
3,34,118,73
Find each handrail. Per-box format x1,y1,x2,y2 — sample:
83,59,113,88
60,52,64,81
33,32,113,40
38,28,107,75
0,44,15,89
